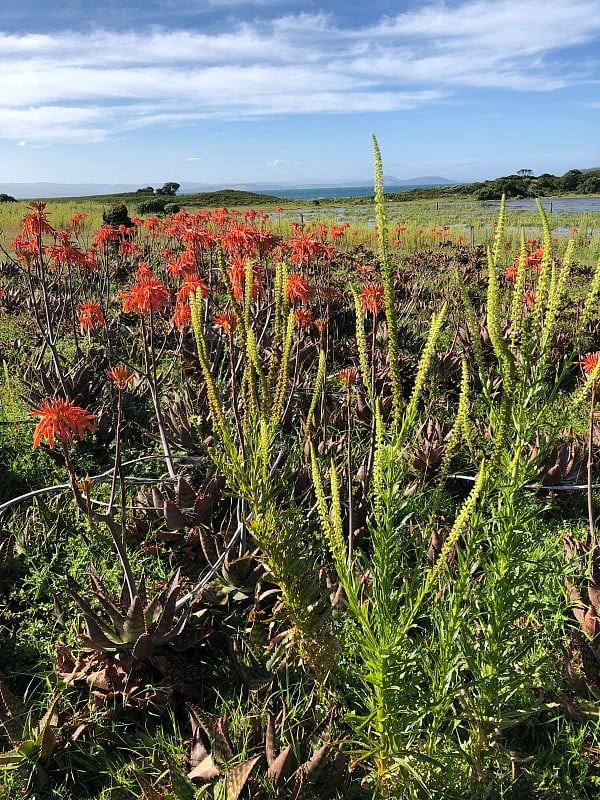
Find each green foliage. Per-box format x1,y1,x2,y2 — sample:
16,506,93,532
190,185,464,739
102,202,132,228
155,181,180,196
137,197,171,214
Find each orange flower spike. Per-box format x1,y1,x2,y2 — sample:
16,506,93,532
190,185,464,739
314,317,328,335
30,398,95,449
523,291,536,311
338,367,359,387
177,275,209,301
22,201,55,237
171,301,191,330
294,309,313,330
286,273,311,305
120,273,170,314
579,352,600,376
107,365,134,389
78,300,104,332
359,284,385,315
213,310,239,335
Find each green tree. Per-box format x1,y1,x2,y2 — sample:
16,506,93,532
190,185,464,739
535,173,558,194
559,169,583,192
156,182,180,196
581,174,600,194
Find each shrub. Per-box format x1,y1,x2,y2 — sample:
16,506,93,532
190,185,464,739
102,203,132,228
137,198,169,214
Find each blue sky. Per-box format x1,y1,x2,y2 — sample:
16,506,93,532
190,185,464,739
1,0,599,187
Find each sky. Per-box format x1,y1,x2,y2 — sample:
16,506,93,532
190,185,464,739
1,0,599,188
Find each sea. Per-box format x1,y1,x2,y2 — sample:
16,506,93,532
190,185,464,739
269,184,437,200
264,187,600,214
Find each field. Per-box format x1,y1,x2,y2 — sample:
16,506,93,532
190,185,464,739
0,146,600,799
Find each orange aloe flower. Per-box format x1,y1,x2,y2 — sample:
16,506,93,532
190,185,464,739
294,309,313,330
177,275,209,301
286,273,311,305
213,310,239,335
359,284,385,315
579,352,600,376
30,398,95,449
523,291,536,311
120,273,170,314
314,317,328,335
171,301,191,330
107,365,134,389
338,367,359,386
78,300,104,332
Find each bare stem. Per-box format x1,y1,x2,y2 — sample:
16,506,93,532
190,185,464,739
587,379,597,550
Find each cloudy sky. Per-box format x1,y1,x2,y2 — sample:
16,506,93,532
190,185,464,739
1,0,599,187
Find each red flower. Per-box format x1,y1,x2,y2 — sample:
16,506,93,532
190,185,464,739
213,310,239,335
523,291,536,311
294,309,313,330
78,300,104,332
107,365,134,389
120,273,170,314
22,202,55,238
359,284,385,315
92,225,120,247
70,212,87,230
177,275,209,301
226,256,262,301
579,352,600,376
30,398,95,449
286,273,311,305
171,301,191,330
338,367,359,386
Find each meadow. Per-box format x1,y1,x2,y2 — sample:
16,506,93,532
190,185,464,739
0,140,599,799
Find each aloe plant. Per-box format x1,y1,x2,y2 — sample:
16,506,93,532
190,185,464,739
68,565,192,661
0,683,60,795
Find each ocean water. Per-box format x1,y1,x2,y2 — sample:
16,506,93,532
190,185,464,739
271,184,440,200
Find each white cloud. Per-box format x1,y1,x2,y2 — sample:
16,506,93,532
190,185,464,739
17,140,51,148
0,0,598,143
185,156,202,161
268,159,288,166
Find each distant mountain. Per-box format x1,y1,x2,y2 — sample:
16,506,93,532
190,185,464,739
383,175,456,186
179,176,456,194
0,181,144,199
0,175,457,200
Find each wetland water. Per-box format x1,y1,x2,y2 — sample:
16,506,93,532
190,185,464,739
485,197,600,214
